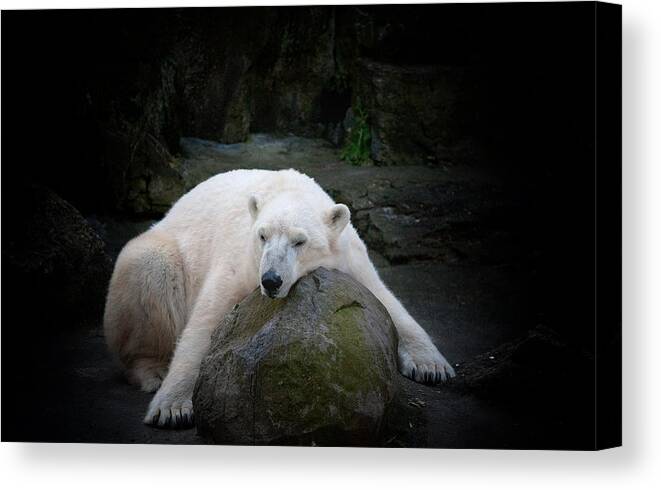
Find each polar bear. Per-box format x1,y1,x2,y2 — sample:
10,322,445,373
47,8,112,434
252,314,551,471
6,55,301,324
104,169,455,428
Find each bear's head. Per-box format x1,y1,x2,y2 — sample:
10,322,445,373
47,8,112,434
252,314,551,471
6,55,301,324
248,192,350,299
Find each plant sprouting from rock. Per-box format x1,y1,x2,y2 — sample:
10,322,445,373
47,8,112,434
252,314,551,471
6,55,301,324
341,101,371,166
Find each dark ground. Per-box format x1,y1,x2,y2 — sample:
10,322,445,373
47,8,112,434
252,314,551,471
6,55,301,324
1,4,620,448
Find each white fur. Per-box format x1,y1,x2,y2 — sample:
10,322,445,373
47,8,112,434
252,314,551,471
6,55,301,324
103,169,455,429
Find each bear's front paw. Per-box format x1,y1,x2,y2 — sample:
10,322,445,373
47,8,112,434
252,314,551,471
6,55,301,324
398,338,456,384
144,390,194,429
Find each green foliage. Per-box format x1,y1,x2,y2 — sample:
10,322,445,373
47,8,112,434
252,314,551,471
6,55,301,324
341,103,371,166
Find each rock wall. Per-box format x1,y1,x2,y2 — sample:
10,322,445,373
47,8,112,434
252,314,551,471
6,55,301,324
4,6,504,215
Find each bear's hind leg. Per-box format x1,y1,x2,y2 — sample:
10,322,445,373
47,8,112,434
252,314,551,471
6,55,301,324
127,357,169,393
104,230,187,391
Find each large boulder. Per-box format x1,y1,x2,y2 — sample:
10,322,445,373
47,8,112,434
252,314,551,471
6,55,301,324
193,267,399,446
2,185,113,330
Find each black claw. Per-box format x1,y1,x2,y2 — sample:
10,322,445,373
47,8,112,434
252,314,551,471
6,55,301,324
173,413,181,428
162,413,171,428
150,411,160,426
411,368,416,380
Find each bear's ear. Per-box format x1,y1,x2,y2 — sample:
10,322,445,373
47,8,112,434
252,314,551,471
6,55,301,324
325,203,350,235
248,195,259,220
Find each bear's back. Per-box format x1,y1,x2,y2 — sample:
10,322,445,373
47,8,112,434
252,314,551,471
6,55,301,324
154,168,327,237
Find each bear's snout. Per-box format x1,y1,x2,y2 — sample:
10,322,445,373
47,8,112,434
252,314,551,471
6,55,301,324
261,270,283,298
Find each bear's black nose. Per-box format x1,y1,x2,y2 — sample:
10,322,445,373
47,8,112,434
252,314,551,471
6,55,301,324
261,270,283,296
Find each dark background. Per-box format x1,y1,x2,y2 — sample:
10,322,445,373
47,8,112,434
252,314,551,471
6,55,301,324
1,3,620,448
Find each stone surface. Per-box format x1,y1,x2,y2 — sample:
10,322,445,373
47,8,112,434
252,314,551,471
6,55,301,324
193,268,399,446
